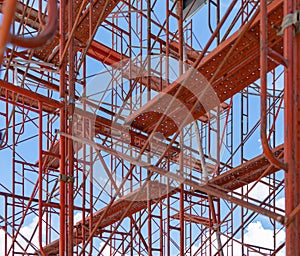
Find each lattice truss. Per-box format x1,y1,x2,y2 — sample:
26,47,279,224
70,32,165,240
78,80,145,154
0,0,289,255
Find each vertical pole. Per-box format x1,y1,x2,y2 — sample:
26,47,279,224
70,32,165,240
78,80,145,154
147,0,151,101
38,102,46,256
147,0,152,252
160,194,163,256
59,0,66,254
216,0,220,44
284,0,300,254
177,1,185,255
67,0,75,255
179,133,184,256
165,2,171,255
147,183,152,255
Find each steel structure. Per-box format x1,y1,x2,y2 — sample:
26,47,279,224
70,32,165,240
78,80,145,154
0,0,299,255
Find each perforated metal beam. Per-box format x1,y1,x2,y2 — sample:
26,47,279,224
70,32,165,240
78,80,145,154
127,0,284,137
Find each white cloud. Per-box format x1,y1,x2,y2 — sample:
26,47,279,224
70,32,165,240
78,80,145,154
0,229,8,256
235,179,285,205
74,212,83,224
99,242,123,256
234,180,268,201
188,220,285,256
244,221,285,255
247,181,270,201
0,216,44,256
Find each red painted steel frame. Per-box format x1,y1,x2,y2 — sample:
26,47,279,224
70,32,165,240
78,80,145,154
0,0,292,255
284,0,300,254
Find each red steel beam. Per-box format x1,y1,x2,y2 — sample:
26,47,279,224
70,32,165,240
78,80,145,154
0,81,208,173
42,181,178,255
87,40,128,66
172,213,213,227
0,80,61,112
0,81,205,171
209,144,284,191
126,0,284,137
0,81,285,193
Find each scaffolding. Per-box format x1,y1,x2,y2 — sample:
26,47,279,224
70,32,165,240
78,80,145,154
0,0,299,255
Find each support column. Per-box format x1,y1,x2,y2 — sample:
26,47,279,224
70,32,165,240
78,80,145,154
59,0,67,254
284,0,300,255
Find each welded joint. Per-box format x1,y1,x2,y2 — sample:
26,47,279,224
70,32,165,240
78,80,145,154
275,11,300,36
58,174,74,183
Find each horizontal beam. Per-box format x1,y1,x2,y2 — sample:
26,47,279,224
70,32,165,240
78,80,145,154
148,165,284,224
43,181,178,255
0,82,206,171
172,213,212,227
210,144,284,191
86,40,129,66
127,0,284,136
0,80,61,112
61,133,285,224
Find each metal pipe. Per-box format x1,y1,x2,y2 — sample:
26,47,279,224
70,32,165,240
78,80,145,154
59,0,66,254
193,121,208,181
0,90,10,148
284,0,300,254
67,1,75,254
38,0,46,27
208,195,224,256
147,0,152,253
38,102,46,256
177,1,185,255
260,0,287,171
10,0,58,48
0,0,18,63
0,80,62,108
